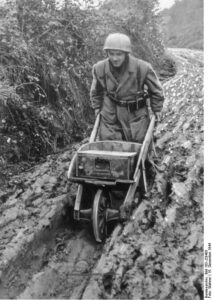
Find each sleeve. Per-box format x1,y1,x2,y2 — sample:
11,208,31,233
90,65,104,110
144,64,165,113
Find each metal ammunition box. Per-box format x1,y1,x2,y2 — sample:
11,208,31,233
76,150,137,180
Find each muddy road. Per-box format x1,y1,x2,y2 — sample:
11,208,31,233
0,48,203,299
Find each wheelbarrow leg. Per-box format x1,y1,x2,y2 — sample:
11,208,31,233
74,184,83,221
74,184,92,221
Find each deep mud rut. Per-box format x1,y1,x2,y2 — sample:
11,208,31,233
0,148,104,299
17,227,102,299
0,48,203,300
1,222,102,299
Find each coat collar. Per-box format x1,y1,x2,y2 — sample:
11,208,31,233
105,55,136,92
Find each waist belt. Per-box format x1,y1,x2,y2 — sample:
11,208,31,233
106,91,148,112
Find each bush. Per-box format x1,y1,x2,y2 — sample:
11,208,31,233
0,0,168,162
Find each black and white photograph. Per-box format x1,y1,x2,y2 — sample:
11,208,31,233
0,0,206,299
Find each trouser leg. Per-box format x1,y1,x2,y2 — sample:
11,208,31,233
99,114,123,141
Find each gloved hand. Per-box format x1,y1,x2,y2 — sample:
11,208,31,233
95,109,100,117
154,112,161,122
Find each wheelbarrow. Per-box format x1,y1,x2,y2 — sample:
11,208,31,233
67,114,156,242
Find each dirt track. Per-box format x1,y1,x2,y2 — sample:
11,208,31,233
0,48,203,299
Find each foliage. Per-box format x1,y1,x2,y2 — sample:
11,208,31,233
0,0,168,163
161,0,203,49
99,0,165,69
0,0,95,162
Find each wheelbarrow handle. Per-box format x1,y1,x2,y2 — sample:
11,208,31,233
133,114,156,179
89,113,101,143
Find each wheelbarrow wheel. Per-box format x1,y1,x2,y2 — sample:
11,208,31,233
92,189,109,243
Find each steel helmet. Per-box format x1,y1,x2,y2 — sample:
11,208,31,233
103,33,132,53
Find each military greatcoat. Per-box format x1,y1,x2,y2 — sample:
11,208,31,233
90,55,164,142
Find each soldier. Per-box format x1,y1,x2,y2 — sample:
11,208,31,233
90,32,164,143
